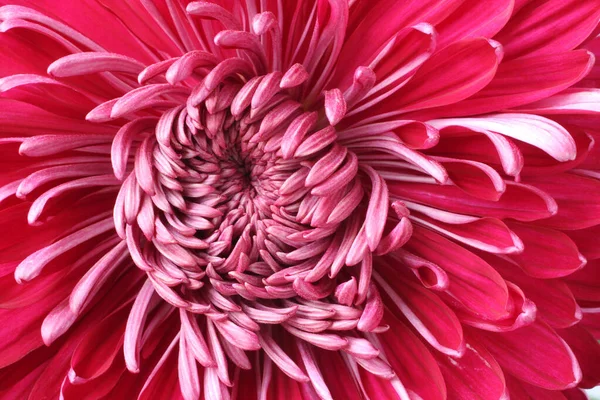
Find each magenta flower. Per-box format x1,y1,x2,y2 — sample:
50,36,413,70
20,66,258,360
1,0,600,399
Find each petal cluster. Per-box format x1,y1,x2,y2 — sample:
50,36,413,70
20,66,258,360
0,1,599,399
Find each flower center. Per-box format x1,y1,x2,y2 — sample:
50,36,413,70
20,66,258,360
165,98,288,267
93,30,403,338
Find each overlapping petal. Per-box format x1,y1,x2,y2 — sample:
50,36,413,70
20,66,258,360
0,1,598,399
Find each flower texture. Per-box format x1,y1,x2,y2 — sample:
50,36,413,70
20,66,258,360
0,0,600,399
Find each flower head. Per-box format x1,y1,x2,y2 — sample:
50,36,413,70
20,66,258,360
0,0,600,399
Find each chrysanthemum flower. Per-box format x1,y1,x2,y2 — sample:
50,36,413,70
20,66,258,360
1,0,600,399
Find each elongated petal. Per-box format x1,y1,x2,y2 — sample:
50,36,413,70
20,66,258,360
434,333,507,399
506,222,586,279
48,52,145,77
495,0,600,59
477,321,582,390
435,50,594,116
374,270,465,356
390,38,502,112
406,227,510,320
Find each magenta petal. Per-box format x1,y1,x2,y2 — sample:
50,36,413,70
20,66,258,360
435,0,513,47
0,353,48,399
430,114,577,163
477,321,582,390
339,0,461,79
432,156,506,201
506,222,586,279
390,38,502,112
564,259,600,303
431,50,594,117
0,293,56,368
69,302,130,384
374,268,465,356
567,224,600,261
138,334,184,400
379,313,447,400
409,205,523,254
390,180,557,222
506,375,577,400
406,226,510,320
527,172,600,230
494,0,600,59
434,332,507,399
557,325,600,389
486,254,582,329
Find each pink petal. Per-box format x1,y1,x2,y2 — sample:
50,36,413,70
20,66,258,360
69,241,129,314
14,217,115,283
257,330,309,382
324,88,347,126
409,203,523,254
338,0,461,82
297,341,333,400
48,52,145,77
457,281,537,332
342,23,436,119
430,114,577,163
281,112,318,159
516,88,600,115
165,50,218,84
111,117,159,180
362,165,389,251
123,279,156,373
357,284,384,332
178,334,201,400
429,125,524,178
179,309,215,367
